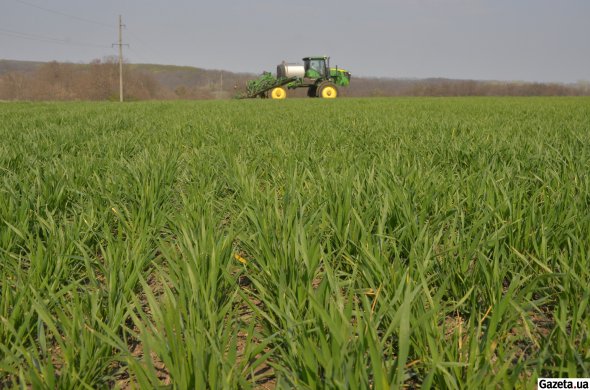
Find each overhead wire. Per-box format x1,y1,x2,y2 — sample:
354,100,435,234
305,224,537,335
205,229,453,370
10,0,115,28
126,47,151,63
125,30,161,63
5,0,164,63
0,27,111,48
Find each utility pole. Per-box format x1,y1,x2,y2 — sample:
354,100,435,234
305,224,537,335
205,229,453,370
118,15,123,102
112,15,127,102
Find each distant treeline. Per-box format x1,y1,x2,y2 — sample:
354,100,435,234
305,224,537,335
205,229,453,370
0,59,167,101
347,77,590,97
1,58,588,100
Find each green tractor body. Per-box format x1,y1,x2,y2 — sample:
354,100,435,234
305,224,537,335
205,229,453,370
242,56,351,99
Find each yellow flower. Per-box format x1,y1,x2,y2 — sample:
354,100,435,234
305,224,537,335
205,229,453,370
234,253,247,264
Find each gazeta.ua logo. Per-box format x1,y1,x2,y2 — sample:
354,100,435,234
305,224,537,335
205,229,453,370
538,378,590,389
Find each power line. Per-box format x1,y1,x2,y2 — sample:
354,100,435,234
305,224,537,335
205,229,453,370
11,0,115,28
8,0,163,64
126,46,152,63
0,27,111,48
126,30,161,62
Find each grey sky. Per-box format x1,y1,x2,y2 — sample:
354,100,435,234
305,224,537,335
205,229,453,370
1,0,589,82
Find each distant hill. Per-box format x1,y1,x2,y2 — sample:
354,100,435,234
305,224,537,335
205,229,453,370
0,59,256,89
1,58,588,100
0,59,254,99
128,63,254,88
127,63,256,99
0,59,44,75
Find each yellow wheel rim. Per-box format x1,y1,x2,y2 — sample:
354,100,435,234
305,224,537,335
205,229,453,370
321,86,337,98
271,87,286,99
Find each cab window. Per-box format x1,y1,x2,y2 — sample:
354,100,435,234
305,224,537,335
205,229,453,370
310,60,324,74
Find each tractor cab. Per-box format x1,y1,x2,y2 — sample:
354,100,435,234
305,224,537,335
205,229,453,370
303,56,329,79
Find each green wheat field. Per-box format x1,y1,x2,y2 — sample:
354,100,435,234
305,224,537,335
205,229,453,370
1,97,589,388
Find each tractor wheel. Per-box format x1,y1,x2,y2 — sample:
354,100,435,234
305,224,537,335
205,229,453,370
318,82,338,99
270,87,287,99
307,86,317,98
